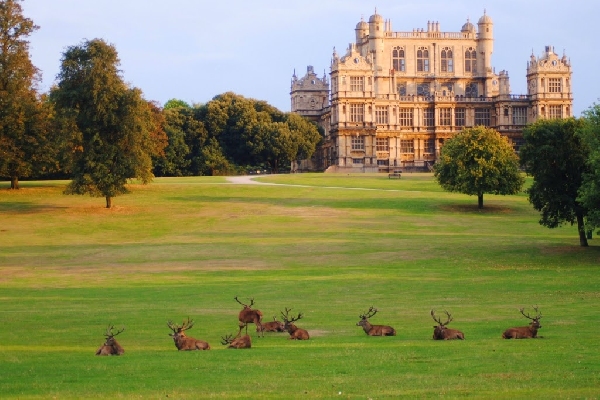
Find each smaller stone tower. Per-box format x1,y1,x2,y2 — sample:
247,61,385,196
527,46,572,119
290,66,329,122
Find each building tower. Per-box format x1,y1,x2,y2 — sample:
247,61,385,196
290,65,329,123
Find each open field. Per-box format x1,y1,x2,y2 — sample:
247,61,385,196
1,173,599,399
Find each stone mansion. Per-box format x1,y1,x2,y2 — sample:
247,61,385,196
290,10,573,172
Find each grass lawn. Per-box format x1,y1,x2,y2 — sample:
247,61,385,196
0,173,599,399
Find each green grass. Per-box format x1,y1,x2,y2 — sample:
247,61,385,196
1,173,599,399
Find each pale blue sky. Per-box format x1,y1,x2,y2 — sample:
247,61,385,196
22,0,599,116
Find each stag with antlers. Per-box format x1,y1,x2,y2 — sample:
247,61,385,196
95,325,125,356
356,307,396,336
221,333,252,349
257,316,285,333
431,309,465,340
281,307,310,340
235,296,264,337
502,306,543,339
167,317,210,350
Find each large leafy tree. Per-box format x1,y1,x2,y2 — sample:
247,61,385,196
577,104,600,234
520,118,590,246
51,39,166,208
433,126,524,209
0,0,50,188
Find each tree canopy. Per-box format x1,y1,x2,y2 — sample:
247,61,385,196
520,117,590,246
433,126,524,209
51,38,166,208
577,104,600,234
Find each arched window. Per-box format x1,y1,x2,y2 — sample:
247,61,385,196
465,82,478,97
441,47,453,72
392,46,405,72
465,47,477,73
417,47,429,72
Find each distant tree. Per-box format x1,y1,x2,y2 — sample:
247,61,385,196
520,118,590,246
433,126,524,209
164,98,191,110
0,0,49,188
51,39,166,208
577,104,600,234
286,113,322,162
199,137,233,176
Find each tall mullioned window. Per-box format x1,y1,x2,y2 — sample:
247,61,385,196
512,107,527,125
439,108,451,126
350,104,364,122
424,139,435,154
441,47,453,72
466,82,478,97
424,108,435,127
548,105,562,119
397,82,407,96
351,136,365,150
455,108,466,126
400,139,414,154
376,106,388,124
548,78,562,93
465,47,477,73
392,46,405,72
399,108,413,126
350,76,364,91
376,137,389,152
417,47,430,72
475,108,491,126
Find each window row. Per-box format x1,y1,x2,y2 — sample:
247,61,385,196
344,106,496,127
392,46,476,73
352,138,436,154
397,81,478,97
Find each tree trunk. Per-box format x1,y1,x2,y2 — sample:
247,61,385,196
105,196,112,209
10,175,19,190
478,193,484,209
577,213,589,247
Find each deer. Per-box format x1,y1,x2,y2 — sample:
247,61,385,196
430,309,465,340
221,333,252,349
502,306,543,339
235,296,264,337
257,315,285,333
280,307,310,340
95,325,125,356
167,317,210,350
356,307,396,336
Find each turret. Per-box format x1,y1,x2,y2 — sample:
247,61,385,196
368,11,384,72
355,18,368,43
477,10,494,73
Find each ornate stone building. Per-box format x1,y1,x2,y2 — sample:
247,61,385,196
291,10,572,172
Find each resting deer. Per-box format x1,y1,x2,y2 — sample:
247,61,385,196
95,325,125,356
431,309,465,340
235,296,264,337
257,316,285,333
356,307,396,336
502,306,543,339
221,333,252,349
281,307,310,340
167,317,210,350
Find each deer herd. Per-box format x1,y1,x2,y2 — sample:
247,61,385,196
95,299,544,355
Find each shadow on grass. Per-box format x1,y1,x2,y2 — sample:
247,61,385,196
0,201,68,213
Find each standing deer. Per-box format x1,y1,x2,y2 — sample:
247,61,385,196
257,316,285,333
281,307,310,340
95,325,125,356
430,309,465,340
167,317,210,350
235,296,264,337
502,306,543,339
221,333,252,349
356,307,396,336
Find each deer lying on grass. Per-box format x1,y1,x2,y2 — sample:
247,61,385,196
221,333,252,349
281,307,310,340
235,296,264,337
95,325,125,356
257,316,285,333
502,306,543,339
431,309,465,340
356,307,396,336
167,317,210,350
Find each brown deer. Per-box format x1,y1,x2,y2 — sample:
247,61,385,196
95,325,125,356
431,309,465,340
356,307,396,336
235,296,264,337
257,316,285,333
167,317,210,350
281,307,310,340
221,333,252,349
502,306,543,339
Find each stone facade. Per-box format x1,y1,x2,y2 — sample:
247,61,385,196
290,10,572,172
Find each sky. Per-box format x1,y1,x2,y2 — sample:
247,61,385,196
21,0,600,116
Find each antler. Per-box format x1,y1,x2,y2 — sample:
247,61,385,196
104,325,125,338
220,334,233,345
520,306,542,320
167,317,194,332
360,306,378,320
234,296,255,308
281,307,303,323
431,309,453,326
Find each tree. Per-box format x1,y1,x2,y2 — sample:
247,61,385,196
51,39,166,208
0,0,48,188
433,126,524,209
520,118,590,246
577,104,600,234
164,98,190,110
